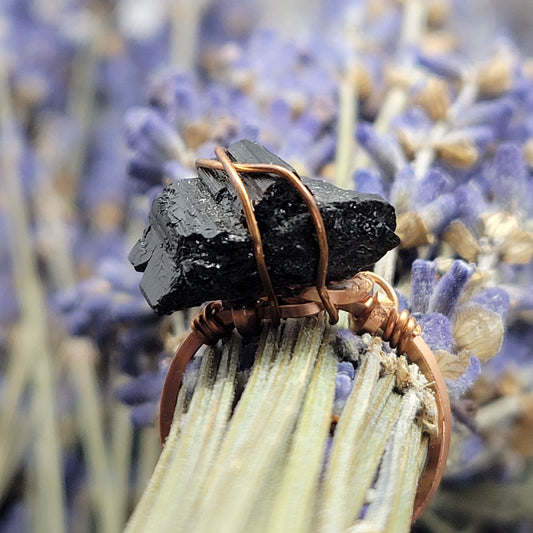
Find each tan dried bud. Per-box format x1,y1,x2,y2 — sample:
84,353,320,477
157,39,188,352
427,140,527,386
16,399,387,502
285,91,307,116
442,219,480,262
477,53,514,96
385,66,413,90
230,69,256,94
420,30,456,56
500,228,533,264
498,371,522,397
523,138,533,167
367,0,388,19
92,203,125,231
320,162,336,181
523,59,533,81
427,0,451,27
414,77,450,121
396,211,433,248
434,138,478,168
347,64,373,100
184,120,210,150
434,349,471,380
481,211,519,240
395,128,419,159
395,355,415,392
510,395,533,457
453,304,504,362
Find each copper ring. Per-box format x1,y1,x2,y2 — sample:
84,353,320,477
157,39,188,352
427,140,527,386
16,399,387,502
159,148,451,523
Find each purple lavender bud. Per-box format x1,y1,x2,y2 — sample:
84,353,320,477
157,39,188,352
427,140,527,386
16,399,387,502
428,260,474,317
353,169,386,197
127,154,165,190
108,296,155,324
445,354,481,399
355,123,407,180
118,323,163,361
116,370,165,404
410,260,437,315
416,52,464,80
337,361,355,380
515,288,533,314
130,401,159,427
487,143,528,211
449,434,484,481
306,134,336,173
336,329,368,361
392,107,433,132
294,111,322,140
240,122,260,142
461,126,496,153
470,287,510,322
389,166,415,209
415,168,453,204
333,373,353,417
418,313,454,352
454,97,515,131
65,308,93,336
97,259,141,294
420,193,458,235
124,107,184,161
160,162,191,183
455,182,488,231
74,229,128,273
81,291,112,316
397,291,409,312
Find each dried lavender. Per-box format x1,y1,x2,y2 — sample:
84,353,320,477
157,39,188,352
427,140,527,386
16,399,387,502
1,1,533,532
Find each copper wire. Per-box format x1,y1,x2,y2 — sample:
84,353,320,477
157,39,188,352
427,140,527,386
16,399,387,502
365,271,422,353
196,148,338,324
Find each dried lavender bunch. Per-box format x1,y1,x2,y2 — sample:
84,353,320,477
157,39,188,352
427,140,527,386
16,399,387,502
1,1,533,532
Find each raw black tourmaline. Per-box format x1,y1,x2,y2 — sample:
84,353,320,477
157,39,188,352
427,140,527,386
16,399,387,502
129,139,400,314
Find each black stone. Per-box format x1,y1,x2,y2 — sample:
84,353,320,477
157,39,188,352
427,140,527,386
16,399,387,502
129,139,400,314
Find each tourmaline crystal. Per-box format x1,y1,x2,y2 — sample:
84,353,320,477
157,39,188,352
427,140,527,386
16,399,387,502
129,140,400,313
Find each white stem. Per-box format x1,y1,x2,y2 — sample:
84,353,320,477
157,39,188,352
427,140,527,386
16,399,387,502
65,15,101,203
476,394,526,431
67,338,122,533
111,402,134,529
169,0,206,70
0,69,66,533
334,78,358,190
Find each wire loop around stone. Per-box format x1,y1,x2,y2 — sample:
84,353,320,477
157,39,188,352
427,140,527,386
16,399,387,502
195,147,338,325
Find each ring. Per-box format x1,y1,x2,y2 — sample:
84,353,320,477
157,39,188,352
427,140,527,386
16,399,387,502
157,148,451,522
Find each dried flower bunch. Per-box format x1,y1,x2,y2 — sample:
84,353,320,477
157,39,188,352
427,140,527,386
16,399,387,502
1,0,533,532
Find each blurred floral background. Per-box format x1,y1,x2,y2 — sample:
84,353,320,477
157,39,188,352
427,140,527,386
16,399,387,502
1,0,533,531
